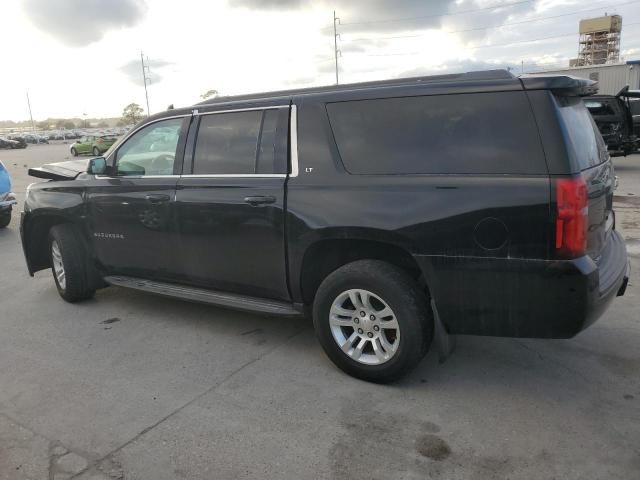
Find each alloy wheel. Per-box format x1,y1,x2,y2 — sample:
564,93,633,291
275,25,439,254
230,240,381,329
51,240,66,290
329,289,400,365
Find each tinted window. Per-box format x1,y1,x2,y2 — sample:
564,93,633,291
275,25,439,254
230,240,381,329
194,111,261,174
630,99,640,116
584,101,616,116
555,96,605,170
326,92,546,175
192,109,285,175
115,118,182,176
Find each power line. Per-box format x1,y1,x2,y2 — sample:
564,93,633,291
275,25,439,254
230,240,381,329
342,22,640,57
342,0,640,43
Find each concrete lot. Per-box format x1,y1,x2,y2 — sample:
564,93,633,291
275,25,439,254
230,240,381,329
1,143,639,480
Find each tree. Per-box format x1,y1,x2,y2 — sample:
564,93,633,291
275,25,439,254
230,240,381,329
122,103,144,125
200,89,218,100
97,121,109,128
63,121,75,130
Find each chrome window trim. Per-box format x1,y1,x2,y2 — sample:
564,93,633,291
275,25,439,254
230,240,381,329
95,175,182,180
290,104,299,178
194,105,289,116
180,174,287,179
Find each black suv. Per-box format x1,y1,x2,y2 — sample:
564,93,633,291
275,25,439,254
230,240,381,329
20,70,629,383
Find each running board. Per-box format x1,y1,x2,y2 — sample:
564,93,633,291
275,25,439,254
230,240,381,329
104,276,303,317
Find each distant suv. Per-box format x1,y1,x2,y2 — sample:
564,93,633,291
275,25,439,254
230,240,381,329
585,86,640,156
20,71,629,382
70,135,117,157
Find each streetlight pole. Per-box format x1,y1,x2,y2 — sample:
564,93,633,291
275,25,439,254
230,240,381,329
26,90,35,132
141,51,151,116
333,11,341,85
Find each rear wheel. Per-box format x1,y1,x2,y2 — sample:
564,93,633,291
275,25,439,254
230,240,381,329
92,147,100,156
49,225,95,302
70,147,78,157
313,260,433,383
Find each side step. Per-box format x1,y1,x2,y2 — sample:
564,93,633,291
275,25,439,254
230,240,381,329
104,276,303,317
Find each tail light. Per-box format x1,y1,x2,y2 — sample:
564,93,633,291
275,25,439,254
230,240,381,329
555,176,588,258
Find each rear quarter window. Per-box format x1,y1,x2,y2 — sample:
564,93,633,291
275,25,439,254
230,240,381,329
326,92,546,175
555,95,606,171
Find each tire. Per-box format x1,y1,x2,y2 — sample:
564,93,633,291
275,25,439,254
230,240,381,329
49,225,95,302
313,260,433,383
92,147,100,156
70,147,78,157
0,211,10,228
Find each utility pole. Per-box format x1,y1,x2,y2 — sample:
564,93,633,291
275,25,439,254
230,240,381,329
140,51,151,116
333,11,341,85
26,90,35,132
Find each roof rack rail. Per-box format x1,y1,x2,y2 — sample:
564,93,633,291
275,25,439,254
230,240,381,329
197,69,516,106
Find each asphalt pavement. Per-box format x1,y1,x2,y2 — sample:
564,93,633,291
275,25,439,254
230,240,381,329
1,143,639,480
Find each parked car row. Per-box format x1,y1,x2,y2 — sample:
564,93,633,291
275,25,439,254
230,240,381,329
0,137,27,149
1,127,130,144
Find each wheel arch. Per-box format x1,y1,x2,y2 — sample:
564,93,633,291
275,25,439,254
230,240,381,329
23,213,81,275
298,237,427,305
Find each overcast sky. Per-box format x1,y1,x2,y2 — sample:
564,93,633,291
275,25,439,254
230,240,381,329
1,0,639,121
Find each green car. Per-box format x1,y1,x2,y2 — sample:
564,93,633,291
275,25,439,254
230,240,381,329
70,135,118,157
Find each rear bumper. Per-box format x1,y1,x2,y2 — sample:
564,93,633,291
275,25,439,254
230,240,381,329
414,230,629,338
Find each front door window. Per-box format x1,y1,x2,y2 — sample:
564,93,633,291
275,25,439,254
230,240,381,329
114,118,183,176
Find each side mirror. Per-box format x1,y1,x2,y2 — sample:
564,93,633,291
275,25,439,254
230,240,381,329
87,157,107,175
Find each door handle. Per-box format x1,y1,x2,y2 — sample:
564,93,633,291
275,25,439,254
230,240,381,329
145,194,171,204
244,195,276,206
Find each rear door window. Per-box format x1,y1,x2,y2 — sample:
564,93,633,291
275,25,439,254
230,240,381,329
192,109,286,175
326,92,546,175
555,95,606,170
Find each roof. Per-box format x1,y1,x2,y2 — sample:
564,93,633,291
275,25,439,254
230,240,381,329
196,70,517,106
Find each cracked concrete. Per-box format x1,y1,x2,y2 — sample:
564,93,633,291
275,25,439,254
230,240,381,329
1,145,639,479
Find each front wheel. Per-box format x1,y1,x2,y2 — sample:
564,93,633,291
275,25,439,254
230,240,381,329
92,147,100,156
49,225,96,302
313,260,433,383
70,147,78,157
0,210,10,228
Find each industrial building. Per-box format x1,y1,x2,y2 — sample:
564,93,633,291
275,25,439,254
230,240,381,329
530,61,640,95
572,15,622,66
527,14,638,95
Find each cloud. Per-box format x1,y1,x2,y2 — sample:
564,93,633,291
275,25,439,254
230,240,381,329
120,58,173,86
22,0,148,47
229,0,308,8
228,0,452,29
